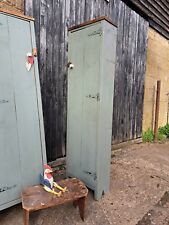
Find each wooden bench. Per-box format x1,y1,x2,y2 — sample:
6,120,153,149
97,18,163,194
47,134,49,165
22,178,88,225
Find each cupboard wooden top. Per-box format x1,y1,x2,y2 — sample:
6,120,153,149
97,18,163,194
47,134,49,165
68,16,117,32
0,8,34,21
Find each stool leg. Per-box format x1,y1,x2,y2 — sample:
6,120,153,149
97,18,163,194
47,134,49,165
23,209,29,225
78,197,86,221
73,200,78,208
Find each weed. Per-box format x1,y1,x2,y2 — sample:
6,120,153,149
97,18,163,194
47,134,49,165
157,132,167,142
158,124,169,138
142,128,154,142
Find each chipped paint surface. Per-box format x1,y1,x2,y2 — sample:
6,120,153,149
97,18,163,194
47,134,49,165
0,185,17,193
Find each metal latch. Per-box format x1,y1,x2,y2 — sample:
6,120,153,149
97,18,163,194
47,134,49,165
86,93,100,101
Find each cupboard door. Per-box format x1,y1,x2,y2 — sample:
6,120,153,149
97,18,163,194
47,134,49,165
0,14,21,206
8,17,43,187
67,23,102,189
80,25,102,187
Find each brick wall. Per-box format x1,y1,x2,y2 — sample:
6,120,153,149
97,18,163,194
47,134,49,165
0,0,24,13
143,28,169,131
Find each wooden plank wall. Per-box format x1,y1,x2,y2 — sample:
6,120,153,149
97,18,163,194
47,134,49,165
122,0,169,39
25,0,148,161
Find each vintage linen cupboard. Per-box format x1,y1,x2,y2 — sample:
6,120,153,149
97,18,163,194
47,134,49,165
67,18,117,200
0,11,46,210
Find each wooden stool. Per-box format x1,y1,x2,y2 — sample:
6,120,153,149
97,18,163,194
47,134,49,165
22,178,88,225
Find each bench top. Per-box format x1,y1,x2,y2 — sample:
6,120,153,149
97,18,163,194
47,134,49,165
22,178,88,212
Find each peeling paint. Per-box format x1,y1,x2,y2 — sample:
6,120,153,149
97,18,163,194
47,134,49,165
0,185,17,193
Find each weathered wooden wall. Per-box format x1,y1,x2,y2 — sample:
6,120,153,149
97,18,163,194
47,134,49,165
25,0,148,161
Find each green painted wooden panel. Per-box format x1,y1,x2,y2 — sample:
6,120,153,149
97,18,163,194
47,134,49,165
0,14,21,206
8,17,44,187
67,22,102,190
0,13,46,210
81,25,101,179
67,28,85,183
29,21,47,165
67,20,117,200
96,21,117,199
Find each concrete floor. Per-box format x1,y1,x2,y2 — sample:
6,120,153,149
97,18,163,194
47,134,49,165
1,142,169,225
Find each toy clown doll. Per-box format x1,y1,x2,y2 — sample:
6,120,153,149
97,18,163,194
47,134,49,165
40,164,67,196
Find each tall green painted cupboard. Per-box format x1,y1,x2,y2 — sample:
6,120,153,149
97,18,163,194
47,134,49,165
0,10,46,210
67,18,117,200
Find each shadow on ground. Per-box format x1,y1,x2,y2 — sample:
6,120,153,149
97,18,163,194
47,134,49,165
1,142,169,225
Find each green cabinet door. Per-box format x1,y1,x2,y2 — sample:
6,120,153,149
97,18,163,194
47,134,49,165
8,16,44,187
67,19,117,200
0,13,46,210
67,23,101,189
0,14,21,207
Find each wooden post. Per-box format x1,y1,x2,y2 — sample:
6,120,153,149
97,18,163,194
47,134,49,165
154,80,161,140
167,93,169,124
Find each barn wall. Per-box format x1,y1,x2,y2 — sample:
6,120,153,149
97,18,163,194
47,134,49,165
25,0,148,161
0,0,24,13
143,28,169,131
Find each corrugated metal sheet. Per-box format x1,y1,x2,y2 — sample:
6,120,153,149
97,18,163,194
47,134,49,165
25,0,148,161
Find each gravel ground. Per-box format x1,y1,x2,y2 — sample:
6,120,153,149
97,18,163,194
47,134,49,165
1,142,169,225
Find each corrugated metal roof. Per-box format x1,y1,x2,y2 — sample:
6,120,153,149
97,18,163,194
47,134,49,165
122,0,169,39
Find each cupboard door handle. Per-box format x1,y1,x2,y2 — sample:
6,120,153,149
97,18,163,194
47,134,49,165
67,61,74,69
